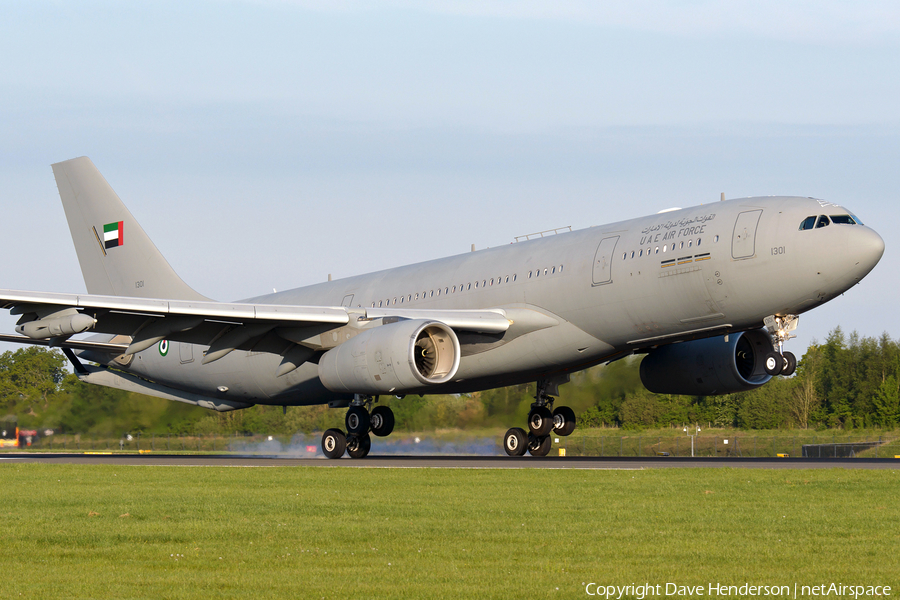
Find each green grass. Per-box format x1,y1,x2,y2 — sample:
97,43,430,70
558,428,900,458
1,465,898,599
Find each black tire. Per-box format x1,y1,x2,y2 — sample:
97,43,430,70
528,434,552,457
345,406,370,435
503,427,527,456
321,428,346,459
782,351,797,377
370,406,395,437
347,432,371,459
553,406,577,437
764,352,783,376
527,406,554,436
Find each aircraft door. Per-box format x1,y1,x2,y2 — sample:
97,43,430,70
179,342,194,364
592,236,619,285
732,210,762,259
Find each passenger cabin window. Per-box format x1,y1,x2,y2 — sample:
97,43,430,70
816,215,831,228
799,216,817,230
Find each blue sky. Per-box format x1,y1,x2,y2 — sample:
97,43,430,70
1,1,898,354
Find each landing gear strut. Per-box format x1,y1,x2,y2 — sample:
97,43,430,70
763,315,799,377
504,375,576,457
321,395,395,459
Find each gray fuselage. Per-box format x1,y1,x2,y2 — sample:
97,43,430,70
125,196,884,405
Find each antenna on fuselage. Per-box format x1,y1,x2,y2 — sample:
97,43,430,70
721,192,725,201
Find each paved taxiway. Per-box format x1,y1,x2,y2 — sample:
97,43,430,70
1,453,897,469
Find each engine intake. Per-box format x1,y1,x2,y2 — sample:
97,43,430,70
318,319,460,395
639,329,774,396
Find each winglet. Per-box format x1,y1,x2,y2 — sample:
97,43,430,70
52,157,208,301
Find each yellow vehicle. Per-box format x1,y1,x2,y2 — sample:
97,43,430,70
0,419,18,449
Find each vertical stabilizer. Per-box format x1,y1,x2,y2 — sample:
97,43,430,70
52,157,208,301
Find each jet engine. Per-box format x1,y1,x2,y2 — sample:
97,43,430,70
639,329,775,396
318,319,460,395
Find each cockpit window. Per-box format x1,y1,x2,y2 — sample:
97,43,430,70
830,214,857,225
799,216,817,230
851,213,864,226
815,215,831,228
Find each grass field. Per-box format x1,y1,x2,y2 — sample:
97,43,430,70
1,464,898,599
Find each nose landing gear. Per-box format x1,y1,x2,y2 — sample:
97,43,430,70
321,395,395,459
503,376,576,457
763,315,799,377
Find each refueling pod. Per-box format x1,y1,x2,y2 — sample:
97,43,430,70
318,319,460,395
15,309,96,339
639,329,775,396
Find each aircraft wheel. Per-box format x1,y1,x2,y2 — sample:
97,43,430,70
346,405,370,435
527,406,554,437
322,428,346,459
553,406,577,437
781,351,797,377
370,406,395,437
347,432,371,459
764,352,784,376
528,434,552,457
503,427,527,456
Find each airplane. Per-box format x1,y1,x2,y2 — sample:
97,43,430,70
0,157,884,458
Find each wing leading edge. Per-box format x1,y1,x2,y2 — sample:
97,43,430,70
0,288,512,372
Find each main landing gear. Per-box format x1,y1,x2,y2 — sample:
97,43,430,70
321,395,395,459
762,314,799,377
503,376,576,457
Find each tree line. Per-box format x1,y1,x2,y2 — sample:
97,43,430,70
1,327,898,436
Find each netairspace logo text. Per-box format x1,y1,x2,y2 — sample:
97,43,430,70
584,583,893,599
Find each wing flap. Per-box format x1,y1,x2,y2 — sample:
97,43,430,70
363,308,511,333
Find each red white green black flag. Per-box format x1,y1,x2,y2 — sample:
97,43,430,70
104,221,123,249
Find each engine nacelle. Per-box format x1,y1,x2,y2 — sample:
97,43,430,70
639,329,775,396
318,319,460,395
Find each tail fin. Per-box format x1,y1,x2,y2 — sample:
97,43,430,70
52,157,208,301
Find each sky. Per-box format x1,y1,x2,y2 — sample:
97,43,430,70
1,0,898,356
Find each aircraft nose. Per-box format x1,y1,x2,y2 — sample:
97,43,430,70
848,226,885,279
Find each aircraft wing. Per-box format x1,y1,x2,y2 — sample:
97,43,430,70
0,289,511,363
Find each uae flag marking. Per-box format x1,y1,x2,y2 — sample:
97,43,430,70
104,221,124,249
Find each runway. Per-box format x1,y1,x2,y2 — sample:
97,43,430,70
2,453,898,469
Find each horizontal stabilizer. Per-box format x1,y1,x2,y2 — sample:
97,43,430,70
76,363,253,412
0,333,127,353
